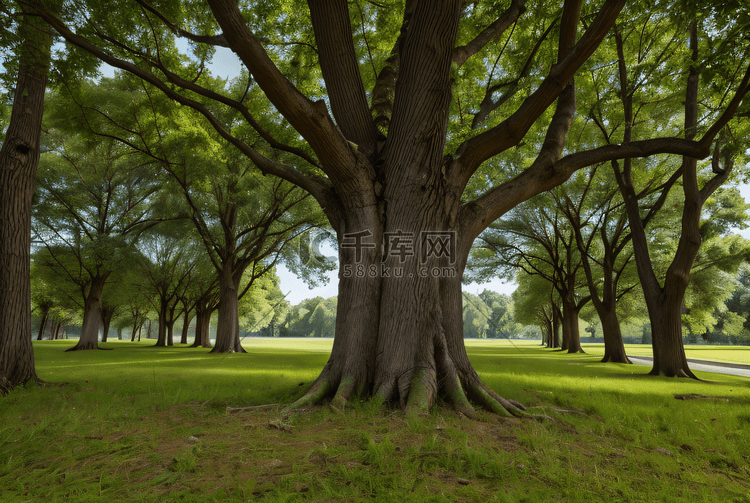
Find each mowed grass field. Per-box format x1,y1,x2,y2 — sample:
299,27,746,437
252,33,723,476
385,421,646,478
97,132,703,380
1,339,749,502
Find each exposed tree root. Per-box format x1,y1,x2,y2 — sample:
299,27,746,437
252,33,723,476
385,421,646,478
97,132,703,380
226,403,279,414
0,375,51,396
65,344,111,352
331,376,356,409
279,367,551,421
282,377,333,415
648,366,700,380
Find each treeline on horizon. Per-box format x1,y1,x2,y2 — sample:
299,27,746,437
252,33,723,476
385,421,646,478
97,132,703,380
34,275,750,346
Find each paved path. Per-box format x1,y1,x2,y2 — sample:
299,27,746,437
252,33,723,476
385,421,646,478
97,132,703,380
628,355,750,378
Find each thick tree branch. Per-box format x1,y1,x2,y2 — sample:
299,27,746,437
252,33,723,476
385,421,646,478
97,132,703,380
451,0,626,183
384,0,461,184
370,0,416,131
462,136,709,246
453,0,525,68
471,19,555,129
308,0,380,155
89,25,322,170
35,7,344,226
206,0,358,186
133,0,229,47
460,50,750,247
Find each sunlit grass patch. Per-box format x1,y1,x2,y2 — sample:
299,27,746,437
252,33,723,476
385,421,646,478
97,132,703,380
1,338,748,502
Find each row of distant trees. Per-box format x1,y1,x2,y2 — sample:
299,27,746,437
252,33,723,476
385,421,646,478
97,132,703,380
26,75,333,354
468,166,750,362
24,79,750,352
34,262,750,347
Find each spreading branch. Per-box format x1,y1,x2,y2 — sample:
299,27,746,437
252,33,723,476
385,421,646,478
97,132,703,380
452,0,526,68
451,0,627,183
308,0,380,155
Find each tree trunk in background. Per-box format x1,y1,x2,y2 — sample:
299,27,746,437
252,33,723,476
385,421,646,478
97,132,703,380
599,306,630,363
551,306,561,349
51,319,63,339
573,220,631,363
191,300,213,348
67,275,109,351
542,314,552,347
36,308,50,341
180,311,192,344
561,298,584,353
596,253,630,363
154,297,170,347
211,265,245,353
100,307,115,343
613,24,734,377
0,4,52,392
167,315,175,346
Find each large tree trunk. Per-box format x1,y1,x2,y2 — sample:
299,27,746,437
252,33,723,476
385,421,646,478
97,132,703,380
211,265,246,353
287,1,521,413
561,298,584,354
596,263,630,363
191,301,214,349
0,3,52,393
67,275,109,351
154,298,169,347
289,0,536,416
599,306,630,363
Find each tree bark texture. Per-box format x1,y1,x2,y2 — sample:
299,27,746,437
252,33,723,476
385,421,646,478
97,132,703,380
191,299,214,349
210,265,246,353
66,274,109,351
36,308,50,341
0,6,52,392
180,311,192,344
284,0,537,416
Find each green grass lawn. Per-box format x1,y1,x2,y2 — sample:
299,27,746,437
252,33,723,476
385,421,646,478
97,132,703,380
610,343,750,365
1,339,748,502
